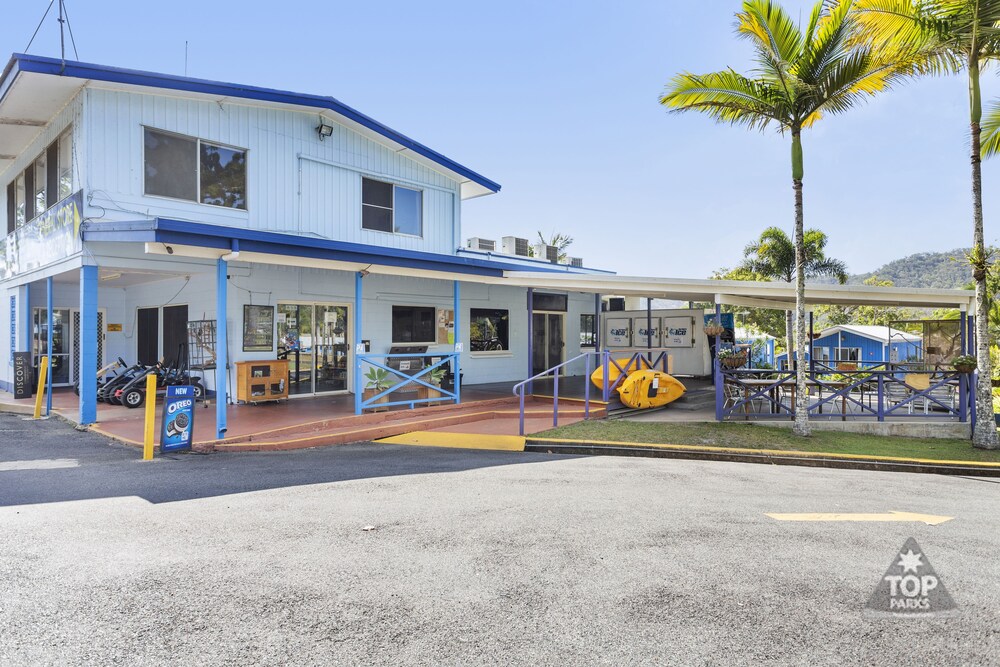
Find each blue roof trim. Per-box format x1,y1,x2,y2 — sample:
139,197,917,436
6,53,501,195
82,219,586,278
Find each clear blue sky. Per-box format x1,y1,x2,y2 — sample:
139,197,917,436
3,1,996,278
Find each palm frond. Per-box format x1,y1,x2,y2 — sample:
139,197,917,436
660,70,786,130
981,99,1000,159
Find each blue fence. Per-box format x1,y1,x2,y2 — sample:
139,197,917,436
354,352,460,415
716,362,971,423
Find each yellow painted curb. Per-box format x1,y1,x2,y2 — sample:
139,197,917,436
377,431,526,451
528,436,1000,468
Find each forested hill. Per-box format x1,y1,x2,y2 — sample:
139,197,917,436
848,248,970,289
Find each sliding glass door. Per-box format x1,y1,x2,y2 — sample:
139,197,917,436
277,303,349,396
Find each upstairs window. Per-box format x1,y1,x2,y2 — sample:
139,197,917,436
362,177,422,236
144,128,246,210
5,127,73,234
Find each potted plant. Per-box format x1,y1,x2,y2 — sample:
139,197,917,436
362,368,395,411
952,355,977,374
704,319,725,337
718,347,747,369
419,366,447,401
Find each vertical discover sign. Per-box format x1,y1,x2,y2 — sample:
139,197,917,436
160,385,196,453
13,351,32,399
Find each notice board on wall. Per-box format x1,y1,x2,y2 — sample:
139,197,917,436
243,305,275,352
437,308,454,345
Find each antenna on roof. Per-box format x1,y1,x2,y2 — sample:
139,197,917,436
185,41,189,76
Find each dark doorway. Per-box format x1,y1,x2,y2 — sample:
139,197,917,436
163,305,189,367
137,307,159,365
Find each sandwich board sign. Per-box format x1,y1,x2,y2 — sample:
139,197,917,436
160,385,195,453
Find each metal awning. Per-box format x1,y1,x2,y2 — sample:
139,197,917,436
498,273,975,309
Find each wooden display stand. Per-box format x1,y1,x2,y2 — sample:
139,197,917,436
235,360,289,404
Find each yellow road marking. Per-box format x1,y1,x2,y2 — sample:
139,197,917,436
377,431,525,451
766,511,953,526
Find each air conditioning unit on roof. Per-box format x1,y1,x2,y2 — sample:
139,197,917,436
466,237,496,252
568,257,583,268
502,236,530,257
534,243,559,263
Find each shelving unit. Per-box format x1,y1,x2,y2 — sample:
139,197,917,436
235,360,289,404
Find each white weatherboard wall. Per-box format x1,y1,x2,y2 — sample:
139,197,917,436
602,308,711,376
83,88,461,254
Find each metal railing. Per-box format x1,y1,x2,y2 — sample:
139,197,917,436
512,349,673,436
354,352,460,414
716,362,972,423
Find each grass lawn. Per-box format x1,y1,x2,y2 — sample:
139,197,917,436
536,420,1000,463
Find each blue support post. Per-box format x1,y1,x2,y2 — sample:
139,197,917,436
877,374,885,422
594,293,601,351
20,284,30,360
527,288,534,395
79,266,98,425
354,272,363,415
453,280,461,405
714,302,723,421
959,311,968,423
46,277,53,416
215,258,228,439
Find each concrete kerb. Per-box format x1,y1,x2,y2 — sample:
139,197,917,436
524,436,1000,477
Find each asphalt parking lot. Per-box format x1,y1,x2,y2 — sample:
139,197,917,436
1,411,998,666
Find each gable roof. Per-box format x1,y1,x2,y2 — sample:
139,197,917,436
817,324,921,344
0,53,500,199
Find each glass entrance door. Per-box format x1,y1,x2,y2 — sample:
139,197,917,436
314,305,349,393
277,303,349,395
532,312,565,376
33,308,71,385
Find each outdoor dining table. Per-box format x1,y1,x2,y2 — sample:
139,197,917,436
730,377,854,421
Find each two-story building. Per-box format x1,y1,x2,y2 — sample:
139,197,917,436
0,53,610,437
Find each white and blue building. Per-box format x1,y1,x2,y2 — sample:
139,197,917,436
0,54,613,436
775,324,923,368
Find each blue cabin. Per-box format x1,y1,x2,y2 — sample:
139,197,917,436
775,325,922,369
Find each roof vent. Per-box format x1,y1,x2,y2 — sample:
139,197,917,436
502,236,530,257
466,237,496,252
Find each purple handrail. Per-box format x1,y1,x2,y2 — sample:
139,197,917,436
513,351,605,436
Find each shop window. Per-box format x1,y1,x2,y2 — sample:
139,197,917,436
362,177,422,236
392,305,435,343
144,127,247,209
471,309,509,352
580,314,596,347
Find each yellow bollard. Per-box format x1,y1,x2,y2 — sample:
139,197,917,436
33,356,48,419
143,373,157,461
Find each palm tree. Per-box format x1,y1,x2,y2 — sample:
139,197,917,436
660,0,906,436
741,227,849,359
854,1,1000,449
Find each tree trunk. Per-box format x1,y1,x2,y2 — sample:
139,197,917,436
791,130,810,437
969,59,998,449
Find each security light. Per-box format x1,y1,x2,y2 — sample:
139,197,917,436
316,122,335,140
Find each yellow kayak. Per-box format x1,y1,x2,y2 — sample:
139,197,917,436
616,370,686,409
589,356,652,389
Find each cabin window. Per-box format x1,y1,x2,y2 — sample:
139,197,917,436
471,309,509,352
580,314,596,347
143,128,247,210
362,177,422,236
835,347,861,362
392,305,435,343
812,346,830,361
